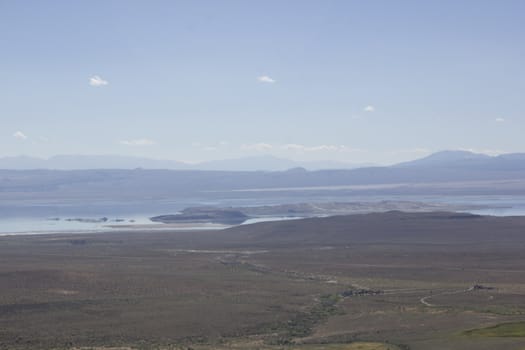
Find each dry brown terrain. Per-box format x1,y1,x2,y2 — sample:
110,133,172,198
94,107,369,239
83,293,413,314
1,212,525,349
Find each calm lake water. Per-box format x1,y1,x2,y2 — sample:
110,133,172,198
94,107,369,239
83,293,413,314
1,194,525,235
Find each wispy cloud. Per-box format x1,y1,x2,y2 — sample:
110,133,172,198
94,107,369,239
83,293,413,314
363,105,375,113
495,117,505,122
13,131,27,140
282,144,339,152
241,143,274,151
257,75,276,83
193,141,230,151
89,75,109,87
282,144,360,153
389,148,431,155
459,148,504,156
241,143,361,153
119,138,156,146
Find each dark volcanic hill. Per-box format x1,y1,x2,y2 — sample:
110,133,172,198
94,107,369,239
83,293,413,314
151,208,248,225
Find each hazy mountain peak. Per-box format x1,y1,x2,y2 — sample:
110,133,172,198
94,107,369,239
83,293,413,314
0,154,370,171
427,150,491,160
0,155,190,170
395,150,492,167
1,150,523,171
285,167,308,173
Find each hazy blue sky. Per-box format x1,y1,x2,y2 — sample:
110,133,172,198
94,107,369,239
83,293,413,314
1,0,523,164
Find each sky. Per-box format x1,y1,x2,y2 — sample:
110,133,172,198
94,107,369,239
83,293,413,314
1,0,524,165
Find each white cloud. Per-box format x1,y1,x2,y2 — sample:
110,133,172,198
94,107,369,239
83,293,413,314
241,143,274,152
240,143,362,153
257,75,276,83
13,131,27,140
458,148,503,156
363,105,375,113
281,143,307,151
281,144,362,153
89,75,109,87
193,141,229,151
119,138,156,146
390,148,431,155
282,144,336,152
495,117,505,122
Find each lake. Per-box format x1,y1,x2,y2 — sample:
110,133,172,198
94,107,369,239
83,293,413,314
1,193,525,235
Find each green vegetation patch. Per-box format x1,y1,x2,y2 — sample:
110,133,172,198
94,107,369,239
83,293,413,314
283,294,343,339
463,322,525,338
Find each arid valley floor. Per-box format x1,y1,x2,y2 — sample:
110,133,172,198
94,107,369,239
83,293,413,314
1,212,525,349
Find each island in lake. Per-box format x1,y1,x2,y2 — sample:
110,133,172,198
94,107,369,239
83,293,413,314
149,200,491,225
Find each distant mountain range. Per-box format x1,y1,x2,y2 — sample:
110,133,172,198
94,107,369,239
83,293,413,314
1,151,524,172
395,150,525,170
1,151,525,205
0,154,373,171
